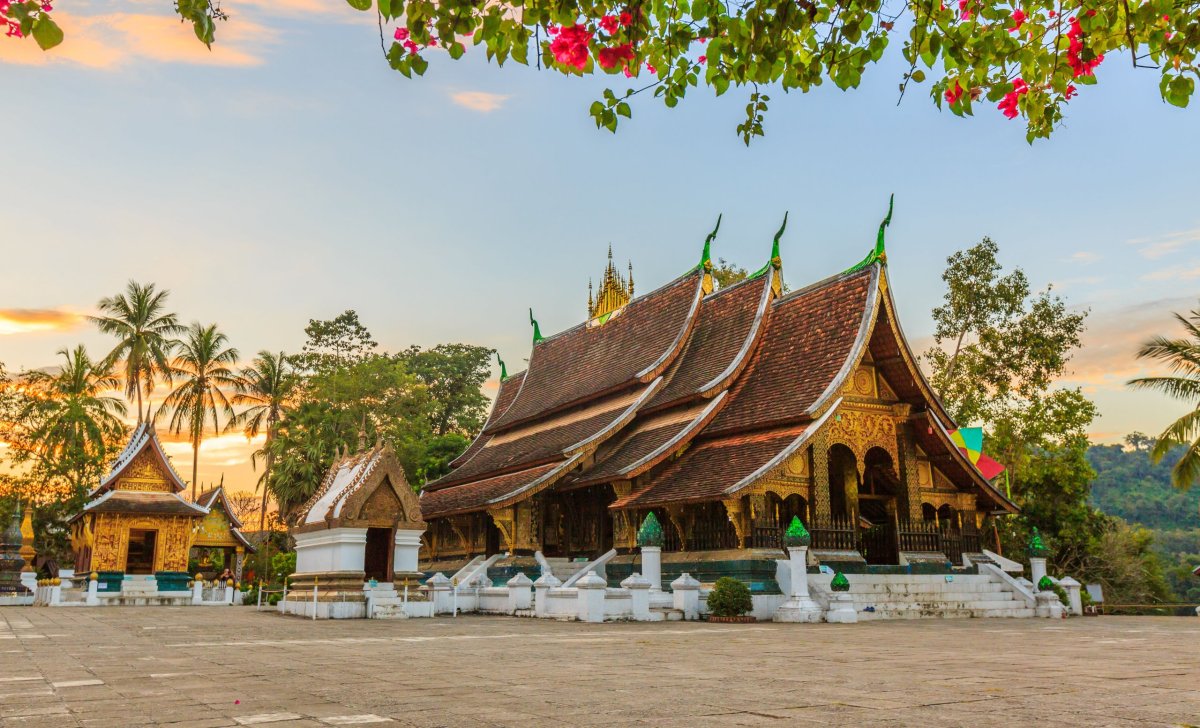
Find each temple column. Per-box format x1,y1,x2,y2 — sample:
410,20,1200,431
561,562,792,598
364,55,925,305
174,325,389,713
895,417,924,522
722,498,748,549
611,482,636,553
811,434,831,521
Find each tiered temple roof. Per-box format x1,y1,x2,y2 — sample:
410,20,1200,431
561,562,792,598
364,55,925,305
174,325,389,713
421,212,1016,521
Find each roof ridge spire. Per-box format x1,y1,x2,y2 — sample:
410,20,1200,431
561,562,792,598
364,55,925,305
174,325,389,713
845,194,893,274
497,351,508,382
750,212,787,287
529,308,544,344
699,214,721,295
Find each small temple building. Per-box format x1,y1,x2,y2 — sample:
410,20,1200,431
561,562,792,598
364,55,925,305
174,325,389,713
419,204,1017,590
193,484,256,579
288,444,425,613
69,423,254,594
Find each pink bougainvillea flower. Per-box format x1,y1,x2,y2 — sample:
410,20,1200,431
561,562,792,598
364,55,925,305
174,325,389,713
0,1,11,14
427,37,438,47
698,36,708,43
698,54,706,64
1048,9,1056,17
394,27,409,41
597,42,634,69
550,24,592,69
403,39,420,54
1066,16,1104,77
997,78,1028,119
623,66,633,78
646,62,657,74
619,10,632,27
599,15,619,35
40,1,51,10
1064,84,1077,100
547,25,559,35
944,82,964,104
1009,9,1025,31
958,0,972,20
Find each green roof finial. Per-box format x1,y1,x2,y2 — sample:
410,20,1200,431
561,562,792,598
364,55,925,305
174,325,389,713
699,214,721,271
496,352,508,382
636,512,664,548
751,212,788,279
529,308,544,344
783,515,811,548
844,194,894,274
830,571,850,592
1027,527,1049,558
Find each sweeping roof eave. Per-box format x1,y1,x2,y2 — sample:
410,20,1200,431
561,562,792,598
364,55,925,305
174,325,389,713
920,410,1020,514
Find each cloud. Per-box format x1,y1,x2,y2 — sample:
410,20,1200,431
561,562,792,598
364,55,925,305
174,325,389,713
1068,251,1100,264
450,91,510,113
0,11,275,69
0,308,85,336
1127,226,1200,260
1141,264,1200,282
160,432,265,469
1060,295,1197,387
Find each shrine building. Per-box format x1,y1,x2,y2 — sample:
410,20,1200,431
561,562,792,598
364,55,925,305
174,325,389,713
418,204,1016,589
69,423,254,594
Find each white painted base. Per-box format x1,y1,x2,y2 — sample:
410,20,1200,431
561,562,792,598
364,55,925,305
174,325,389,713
825,593,858,623
774,597,824,623
278,599,367,619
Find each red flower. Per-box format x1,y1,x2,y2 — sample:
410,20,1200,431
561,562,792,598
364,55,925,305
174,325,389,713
550,24,592,69
597,42,634,70
403,39,419,54
599,15,619,35
547,25,559,36
1048,9,1056,17
646,62,657,74
997,78,1028,119
1084,8,1096,16
394,27,409,41
1009,8,1025,31
619,11,632,27
944,82,964,104
623,66,633,78
39,1,50,10
958,0,972,20
1066,16,1104,77
427,37,438,47
1064,84,1077,100
698,54,706,64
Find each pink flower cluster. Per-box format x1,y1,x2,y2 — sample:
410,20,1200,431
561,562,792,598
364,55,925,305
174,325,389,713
550,23,592,69
1066,14,1104,77
997,78,1028,119
393,25,438,55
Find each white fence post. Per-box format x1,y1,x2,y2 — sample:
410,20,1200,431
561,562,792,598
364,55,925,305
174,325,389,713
533,573,560,618
506,572,533,613
671,573,701,620
576,571,607,623
622,573,651,620
86,572,99,606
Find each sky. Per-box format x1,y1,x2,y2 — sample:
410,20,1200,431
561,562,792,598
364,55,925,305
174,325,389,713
1,0,1197,493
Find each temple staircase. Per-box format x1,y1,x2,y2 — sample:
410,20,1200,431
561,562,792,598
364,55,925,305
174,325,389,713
817,573,1035,619
539,557,587,583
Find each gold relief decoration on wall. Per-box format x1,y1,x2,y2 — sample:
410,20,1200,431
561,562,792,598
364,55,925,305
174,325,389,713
722,498,748,549
359,486,404,527
118,451,172,492
192,509,238,548
782,450,809,478
917,461,932,487
487,506,515,552
826,407,898,464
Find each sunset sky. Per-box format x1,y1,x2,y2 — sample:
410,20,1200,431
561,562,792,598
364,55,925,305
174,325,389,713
2,0,1197,493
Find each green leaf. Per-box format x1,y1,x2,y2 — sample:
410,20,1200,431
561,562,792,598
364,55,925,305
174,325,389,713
615,101,631,118
193,15,215,47
346,0,372,10
448,42,465,60
377,0,393,18
31,15,63,51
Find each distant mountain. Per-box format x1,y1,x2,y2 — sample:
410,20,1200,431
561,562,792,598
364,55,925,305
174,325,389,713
1088,443,1200,532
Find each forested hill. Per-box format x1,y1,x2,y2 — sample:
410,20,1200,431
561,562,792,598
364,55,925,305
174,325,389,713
1088,442,1200,532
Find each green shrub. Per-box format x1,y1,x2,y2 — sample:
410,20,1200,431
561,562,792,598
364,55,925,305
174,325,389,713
706,577,752,617
1051,583,1070,607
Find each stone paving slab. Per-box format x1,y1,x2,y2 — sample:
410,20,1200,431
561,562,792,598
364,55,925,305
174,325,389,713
1,608,1199,727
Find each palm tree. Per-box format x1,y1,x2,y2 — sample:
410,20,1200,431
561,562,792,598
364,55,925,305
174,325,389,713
157,323,242,500
17,345,128,492
1129,304,1200,491
90,281,184,422
227,351,298,531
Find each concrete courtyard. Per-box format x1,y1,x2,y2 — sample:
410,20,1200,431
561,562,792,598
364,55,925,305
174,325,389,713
1,608,1198,727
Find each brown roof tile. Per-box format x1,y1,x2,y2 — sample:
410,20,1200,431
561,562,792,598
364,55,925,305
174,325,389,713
648,273,769,409
83,491,208,517
421,463,562,518
492,271,700,429
706,267,876,435
449,370,527,470
612,427,807,508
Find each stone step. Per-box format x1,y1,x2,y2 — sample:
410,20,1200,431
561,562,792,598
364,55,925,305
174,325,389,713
834,580,1007,593
858,607,1036,620
651,607,683,621
853,598,1028,613
841,588,1019,601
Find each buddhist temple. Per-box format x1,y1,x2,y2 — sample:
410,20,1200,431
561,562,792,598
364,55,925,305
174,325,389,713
68,423,254,594
419,203,1016,591
193,484,256,579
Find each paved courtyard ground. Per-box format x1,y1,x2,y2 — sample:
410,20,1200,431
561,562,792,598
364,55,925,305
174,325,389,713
1,608,1198,728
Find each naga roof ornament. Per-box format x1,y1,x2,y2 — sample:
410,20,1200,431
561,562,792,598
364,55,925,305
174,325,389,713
496,351,508,382
751,212,787,295
699,214,721,295
846,194,893,274
529,308,544,344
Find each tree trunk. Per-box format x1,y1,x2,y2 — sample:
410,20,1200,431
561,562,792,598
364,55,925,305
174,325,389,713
135,375,144,424
259,440,274,532
192,430,199,501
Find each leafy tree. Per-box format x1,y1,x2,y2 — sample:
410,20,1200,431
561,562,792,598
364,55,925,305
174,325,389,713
157,323,242,500
228,351,299,531
397,344,492,436
415,432,471,483
296,311,378,375
1128,303,1200,492
11,0,1200,142
712,258,749,290
90,281,184,422
923,238,1092,485
1088,441,1200,530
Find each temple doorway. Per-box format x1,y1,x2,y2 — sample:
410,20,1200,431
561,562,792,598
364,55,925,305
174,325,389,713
485,518,501,555
363,527,394,582
125,529,157,574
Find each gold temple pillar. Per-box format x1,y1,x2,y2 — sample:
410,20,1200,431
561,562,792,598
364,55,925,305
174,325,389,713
19,504,35,573
610,481,637,552
811,433,831,521
895,416,924,521
486,506,515,554
722,498,748,549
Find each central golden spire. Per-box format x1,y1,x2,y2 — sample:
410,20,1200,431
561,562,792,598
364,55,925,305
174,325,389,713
589,245,634,320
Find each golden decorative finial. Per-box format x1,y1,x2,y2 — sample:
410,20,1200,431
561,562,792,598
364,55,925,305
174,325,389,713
589,247,634,320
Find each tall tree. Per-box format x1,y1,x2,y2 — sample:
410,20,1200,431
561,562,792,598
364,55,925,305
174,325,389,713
6,346,128,493
90,281,184,422
296,311,377,375
157,323,242,500
1129,303,1200,492
228,351,298,531
397,344,492,437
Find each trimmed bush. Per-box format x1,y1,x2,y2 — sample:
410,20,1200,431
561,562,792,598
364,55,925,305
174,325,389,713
706,577,752,617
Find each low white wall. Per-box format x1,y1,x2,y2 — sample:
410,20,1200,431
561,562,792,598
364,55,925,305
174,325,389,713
295,527,367,575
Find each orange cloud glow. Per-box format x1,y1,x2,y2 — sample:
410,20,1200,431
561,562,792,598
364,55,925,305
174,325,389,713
0,308,85,336
0,11,275,69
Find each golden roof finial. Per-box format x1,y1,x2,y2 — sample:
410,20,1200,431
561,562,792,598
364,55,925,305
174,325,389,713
589,247,634,320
